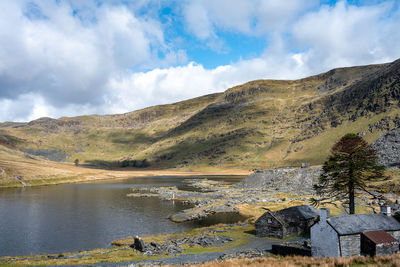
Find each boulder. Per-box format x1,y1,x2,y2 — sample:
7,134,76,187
131,236,146,252
301,162,310,168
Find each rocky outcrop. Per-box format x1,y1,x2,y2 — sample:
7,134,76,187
236,167,321,194
24,149,70,162
372,128,400,169
27,117,80,132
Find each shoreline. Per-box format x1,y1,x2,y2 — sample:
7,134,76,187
0,223,284,266
0,167,250,188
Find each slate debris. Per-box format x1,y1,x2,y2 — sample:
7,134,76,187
130,235,234,256
236,167,321,194
372,127,400,169
174,235,234,247
24,149,70,162
218,249,265,261
130,239,183,256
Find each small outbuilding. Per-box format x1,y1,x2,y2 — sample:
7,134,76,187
361,230,399,257
255,205,319,239
311,207,400,257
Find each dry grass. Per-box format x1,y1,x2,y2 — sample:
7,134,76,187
179,254,400,267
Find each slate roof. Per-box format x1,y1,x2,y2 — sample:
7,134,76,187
327,214,400,235
271,205,319,224
363,230,398,244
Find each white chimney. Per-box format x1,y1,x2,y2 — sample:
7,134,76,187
380,206,391,216
320,208,330,222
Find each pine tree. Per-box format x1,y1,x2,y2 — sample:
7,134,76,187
311,133,385,214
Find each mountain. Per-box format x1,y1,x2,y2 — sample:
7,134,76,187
1,58,400,174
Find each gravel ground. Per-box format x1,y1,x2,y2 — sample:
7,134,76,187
79,236,307,267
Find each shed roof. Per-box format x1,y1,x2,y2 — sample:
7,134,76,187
271,205,319,224
327,214,400,235
255,205,319,226
363,230,398,244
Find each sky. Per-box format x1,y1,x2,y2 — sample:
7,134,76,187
0,0,400,122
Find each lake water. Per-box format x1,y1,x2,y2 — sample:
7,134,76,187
0,176,244,256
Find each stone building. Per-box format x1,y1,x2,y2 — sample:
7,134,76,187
311,207,400,257
255,205,319,239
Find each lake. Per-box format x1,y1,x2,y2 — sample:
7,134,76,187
0,175,244,256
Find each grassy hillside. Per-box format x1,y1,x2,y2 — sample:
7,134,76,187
1,59,399,175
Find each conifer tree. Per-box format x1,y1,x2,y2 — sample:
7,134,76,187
311,133,385,214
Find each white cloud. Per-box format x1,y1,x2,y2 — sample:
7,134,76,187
0,0,179,121
292,1,400,70
183,2,214,40
182,0,318,39
104,63,237,114
0,93,103,122
1,0,400,123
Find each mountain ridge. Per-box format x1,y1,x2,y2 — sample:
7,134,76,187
1,58,400,174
